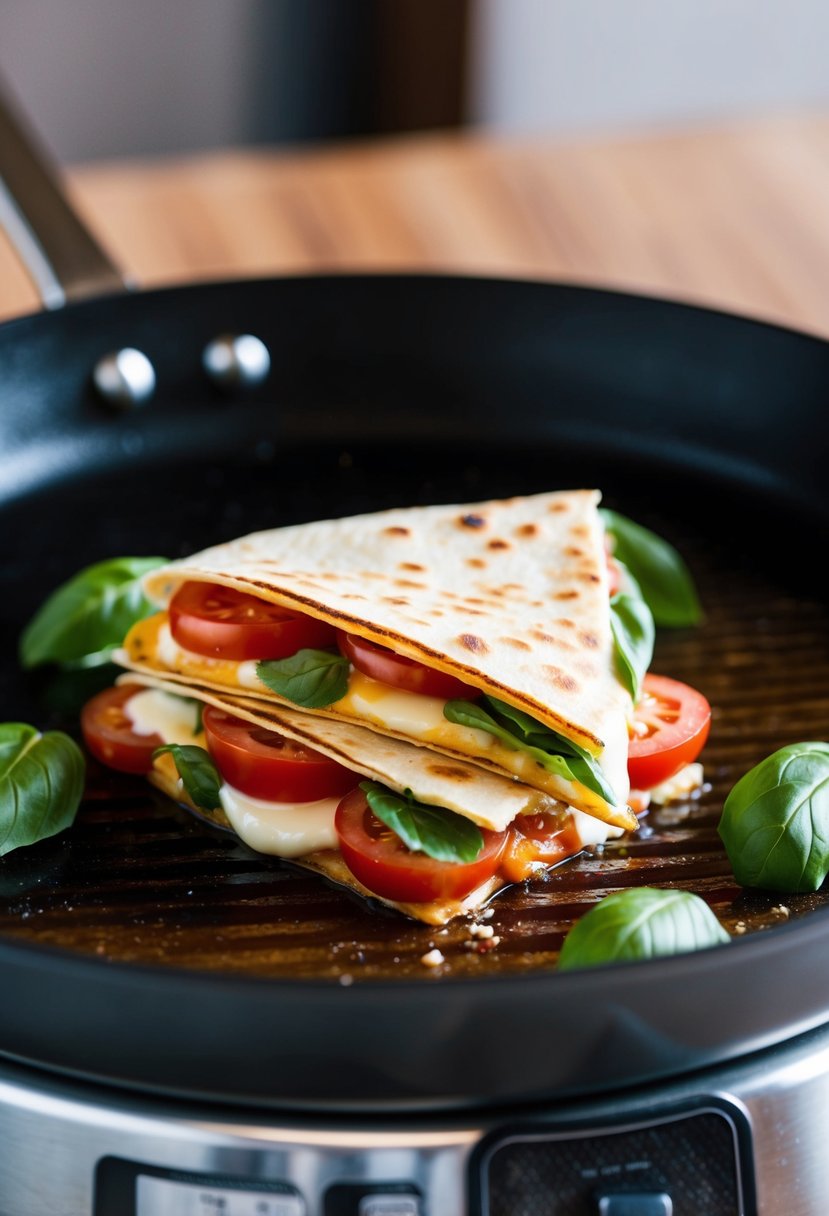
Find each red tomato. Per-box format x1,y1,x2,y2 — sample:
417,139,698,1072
81,684,162,774
337,631,480,700
169,581,336,661
627,673,711,791
334,787,507,902
500,809,583,882
203,706,355,802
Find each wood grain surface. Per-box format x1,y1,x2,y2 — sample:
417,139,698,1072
3,114,829,335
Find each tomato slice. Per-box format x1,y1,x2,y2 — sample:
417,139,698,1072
334,787,506,902
627,673,711,791
81,684,162,774
203,706,356,802
169,581,337,661
337,631,480,700
500,808,583,883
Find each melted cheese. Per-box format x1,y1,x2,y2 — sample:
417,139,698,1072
120,612,633,828
219,785,339,856
125,688,200,744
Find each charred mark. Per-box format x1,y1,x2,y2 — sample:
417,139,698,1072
427,764,473,781
399,562,426,572
517,523,539,537
554,590,580,601
459,633,489,654
579,631,600,649
459,513,486,528
383,526,411,537
544,666,579,692
487,539,510,551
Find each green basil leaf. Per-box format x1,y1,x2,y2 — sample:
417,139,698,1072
718,742,829,892
153,744,223,812
256,649,349,709
360,781,483,864
601,509,703,628
558,887,729,970
0,724,85,856
20,556,168,669
610,592,655,702
443,698,618,806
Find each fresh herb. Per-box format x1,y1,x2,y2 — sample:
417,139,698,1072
601,509,703,628
443,696,617,805
610,590,655,702
0,724,85,857
257,649,349,708
718,742,829,892
360,781,484,863
20,556,168,669
558,887,729,970
153,744,223,812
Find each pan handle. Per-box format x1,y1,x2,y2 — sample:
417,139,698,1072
0,77,128,308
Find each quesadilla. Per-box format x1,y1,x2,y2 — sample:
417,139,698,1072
116,489,635,834
112,674,619,924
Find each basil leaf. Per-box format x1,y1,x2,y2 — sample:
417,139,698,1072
610,592,655,702
601,509,703,628
360,781,483,864
443,698,618,806
718,742,829,892
20,556,168,669
0,724,85,856
257,649,349,709
153,744,223,812
558,888,729,970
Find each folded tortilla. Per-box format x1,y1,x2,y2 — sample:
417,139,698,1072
117,489,634,831
126,673,617,925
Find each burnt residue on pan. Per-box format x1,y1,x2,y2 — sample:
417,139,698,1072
1,450,828,981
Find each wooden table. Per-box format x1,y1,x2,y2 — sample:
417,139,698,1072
3,114,829,336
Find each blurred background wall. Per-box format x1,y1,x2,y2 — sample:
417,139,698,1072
1,0,827,161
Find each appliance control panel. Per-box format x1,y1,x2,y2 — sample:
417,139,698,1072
471,1101,754,1215
95,1160,423,1216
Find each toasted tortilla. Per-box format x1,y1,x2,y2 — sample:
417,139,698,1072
119,489,634,829
124,673,566,832
128,674,605,926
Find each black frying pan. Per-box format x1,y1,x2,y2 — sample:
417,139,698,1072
1,89,829,1114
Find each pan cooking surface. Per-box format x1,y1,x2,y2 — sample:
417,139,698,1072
2,444,827,981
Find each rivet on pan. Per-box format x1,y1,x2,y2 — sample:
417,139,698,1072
202,333,271,391
92,348,156,409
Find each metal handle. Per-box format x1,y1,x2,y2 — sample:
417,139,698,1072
0,76,129,308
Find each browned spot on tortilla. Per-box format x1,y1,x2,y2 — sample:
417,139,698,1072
341,594,367,601
571,523,590,538
383,526,410,537
320,572,340,579
544,665,579,692
532,629,557,644
466,557,487,569
459,633,489,654
501,636,531,650
427,763,473,782
459,513,487,528
555,618,576,629
516,523,539,537
579,631,599,649
395,579,427,589
462,608,487,616
579,572,601,584
554,589,580,601
565,546,585,557
465,597,487,605
382,596,410,606
429,609,445,617
487,539,510,550
548,501,569,513
399,562,425,572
